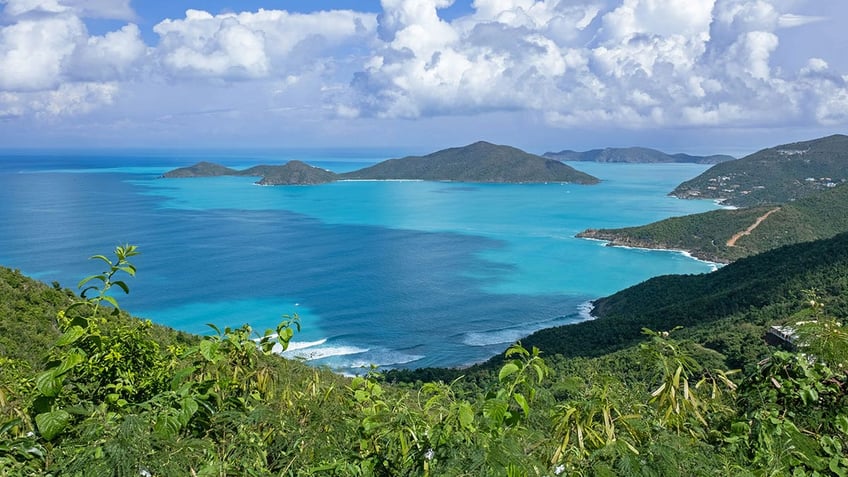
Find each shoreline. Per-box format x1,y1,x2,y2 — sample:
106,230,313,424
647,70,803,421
579,235,725,269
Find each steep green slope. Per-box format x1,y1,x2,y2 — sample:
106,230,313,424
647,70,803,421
0,267,195,369
0,268,69,366
578,182,848,262
671,134,848,207
515,231,848,361
343,141,600,184
543,146,733,164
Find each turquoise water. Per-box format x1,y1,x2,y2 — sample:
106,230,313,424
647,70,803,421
0,152,720,372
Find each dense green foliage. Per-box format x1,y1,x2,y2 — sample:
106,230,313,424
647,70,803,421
672,134,848,207
542,147,733,164
1,243,847,476
577,181,848,263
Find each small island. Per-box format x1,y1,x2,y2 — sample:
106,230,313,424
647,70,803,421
162,141,601,186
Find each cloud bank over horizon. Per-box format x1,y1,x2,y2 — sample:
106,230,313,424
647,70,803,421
0,0,846,151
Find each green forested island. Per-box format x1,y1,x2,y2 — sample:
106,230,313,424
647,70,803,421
163,141,600,185
671,134,848,207
543,146,734,164
342,141,599,184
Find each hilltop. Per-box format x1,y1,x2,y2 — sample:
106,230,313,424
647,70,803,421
543,146,733,164
256,160,339,185
671,134,848,207
344,141,600,184
161,142,600,185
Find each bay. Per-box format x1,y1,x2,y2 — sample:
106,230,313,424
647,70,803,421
0,151,721,372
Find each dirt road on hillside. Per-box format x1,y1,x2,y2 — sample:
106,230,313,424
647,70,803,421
726,207,781,247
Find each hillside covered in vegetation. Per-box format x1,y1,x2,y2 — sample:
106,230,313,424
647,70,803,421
516,231,848,365
1,237,847,475
671,134,848,207
577,181,848,263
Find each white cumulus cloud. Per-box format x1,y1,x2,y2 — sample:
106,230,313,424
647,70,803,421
342,0,848,132
153,9,377,80
1,0,847,144
0,0,134,19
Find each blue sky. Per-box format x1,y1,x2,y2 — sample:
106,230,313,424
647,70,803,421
1,0,847,156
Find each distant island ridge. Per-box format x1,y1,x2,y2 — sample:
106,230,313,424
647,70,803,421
543,146,735,164
163,141,600,185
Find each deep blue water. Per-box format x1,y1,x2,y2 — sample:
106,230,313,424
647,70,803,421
0,151,721,372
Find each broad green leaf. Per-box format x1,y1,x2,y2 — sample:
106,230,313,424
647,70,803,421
458,402,474,429
55,350,85,375
101,295,120,310
199,340,220,363
35,370,64,397
77,274,105,289
513,392,530,417
499,363,519,382
112,280,130,294
835,414,848,435
35,410,71,441
89,254,112,265
154,414,181,439
55,326,86,347
117,265,136,277
533,363,546,383
483,398,509,424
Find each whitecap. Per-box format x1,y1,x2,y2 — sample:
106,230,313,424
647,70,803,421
343,350,425,369
277,338,327,352
577,301,596,321
285,345,369,361
462,329,529,347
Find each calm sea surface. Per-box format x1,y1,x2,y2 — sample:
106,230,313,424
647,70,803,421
0,150,721,372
